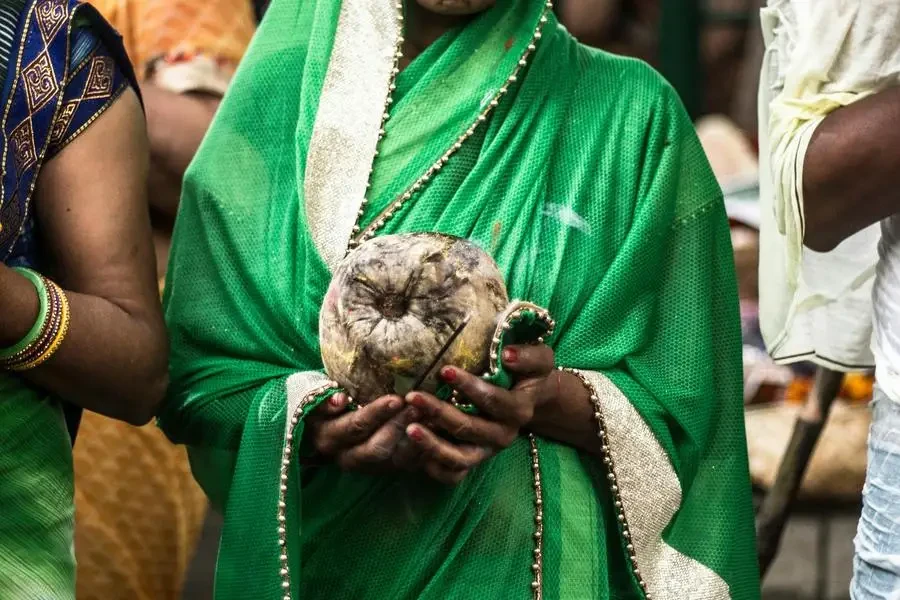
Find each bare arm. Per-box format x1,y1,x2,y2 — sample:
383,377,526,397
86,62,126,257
0,88,168,424
142,82,220,217
803,86,900,252
557,0,620,47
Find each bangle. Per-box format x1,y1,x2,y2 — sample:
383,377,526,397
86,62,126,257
0,268,49,360
12,278,70,371
1,273,71,371
2,276,61,368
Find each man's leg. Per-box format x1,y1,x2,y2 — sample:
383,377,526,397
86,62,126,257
851,388,900,599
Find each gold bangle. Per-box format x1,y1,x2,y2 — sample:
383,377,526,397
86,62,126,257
2,282,61,368
10,279,70,371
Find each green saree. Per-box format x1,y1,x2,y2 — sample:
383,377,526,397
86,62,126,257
161,0,760,598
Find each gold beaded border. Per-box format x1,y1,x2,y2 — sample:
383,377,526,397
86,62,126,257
561,368,651,599
348,0,556,251
449,301,554,598
277,380,339,600
487,301,556,376
448,300,556,410
528,434,544,599
449,301,555,420
345,0,407,256
325,1,558,596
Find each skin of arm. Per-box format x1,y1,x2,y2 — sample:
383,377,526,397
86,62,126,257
142,82,220,218
0,88,168,425
557,0,620,47
802,86,900,252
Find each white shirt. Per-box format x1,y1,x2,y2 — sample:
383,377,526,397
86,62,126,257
874,218,900,400
758,0,900,396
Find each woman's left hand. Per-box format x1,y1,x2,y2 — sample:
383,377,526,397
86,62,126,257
404,344,562,484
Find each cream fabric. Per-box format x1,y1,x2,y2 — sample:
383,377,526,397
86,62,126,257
580,370,731,600
303,0,399,271
285,371,332,438
757,0,900,370
873,217,900,401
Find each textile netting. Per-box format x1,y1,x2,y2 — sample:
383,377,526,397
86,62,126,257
160,0,760,598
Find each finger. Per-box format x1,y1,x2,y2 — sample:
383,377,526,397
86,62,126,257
501,344,555,376
440,367,529,424
407,392,517,449
406,424,492,471
356,406,420,462
315,392,350,418
424,461,469,485
338,406,421,471
392,405,428,470
392,437,425,471
316,395,404,455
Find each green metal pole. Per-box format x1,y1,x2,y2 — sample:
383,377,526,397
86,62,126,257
659,0,703,120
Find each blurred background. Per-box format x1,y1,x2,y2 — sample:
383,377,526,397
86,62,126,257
80,1,866,598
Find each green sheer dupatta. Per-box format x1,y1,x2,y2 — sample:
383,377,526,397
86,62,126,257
162,0,759,597
0,377,75,600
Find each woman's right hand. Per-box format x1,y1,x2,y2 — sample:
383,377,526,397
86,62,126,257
308,393,424,473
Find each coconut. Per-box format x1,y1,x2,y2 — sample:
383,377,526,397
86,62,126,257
319,233,509,404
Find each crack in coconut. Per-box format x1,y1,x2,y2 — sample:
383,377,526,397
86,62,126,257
320,233,509,403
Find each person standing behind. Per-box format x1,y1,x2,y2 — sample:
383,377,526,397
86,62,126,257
73,1,256,599
758,1,900,596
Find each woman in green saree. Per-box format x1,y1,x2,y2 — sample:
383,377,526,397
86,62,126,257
161,0,760,598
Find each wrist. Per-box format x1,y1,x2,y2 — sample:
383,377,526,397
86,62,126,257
529,369,600,452
0,266,41,347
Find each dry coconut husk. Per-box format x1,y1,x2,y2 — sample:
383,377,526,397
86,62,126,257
745,401,870,502
319,233,509,404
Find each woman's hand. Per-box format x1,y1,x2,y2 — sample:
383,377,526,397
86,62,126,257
307,393,424,472
404,344,560,484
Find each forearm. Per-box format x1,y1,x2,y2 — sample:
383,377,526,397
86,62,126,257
558,0,620,46
0,264,168,424
142,83,219,215
0,266,40,345
528,370,604,456
147,155,184,218
802,86,900,251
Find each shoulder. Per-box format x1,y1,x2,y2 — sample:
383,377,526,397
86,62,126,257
548,36,698,169
540,26,691,138
553,39,719,217
575,44,690,132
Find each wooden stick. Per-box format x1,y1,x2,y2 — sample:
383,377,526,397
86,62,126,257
755,367,845,579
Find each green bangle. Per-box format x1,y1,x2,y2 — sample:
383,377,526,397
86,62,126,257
0,267,49,359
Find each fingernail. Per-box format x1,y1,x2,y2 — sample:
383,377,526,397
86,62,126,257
389,397,402,410
407,425,424,442
440,367,457,382
503,347,518,364
408,393,426,408
329,394,344,408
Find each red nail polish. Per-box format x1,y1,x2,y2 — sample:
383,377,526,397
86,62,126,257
503,347,518,364
410,394,426,408
408,426,424,442
440,367,456,382
329,394,343,407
